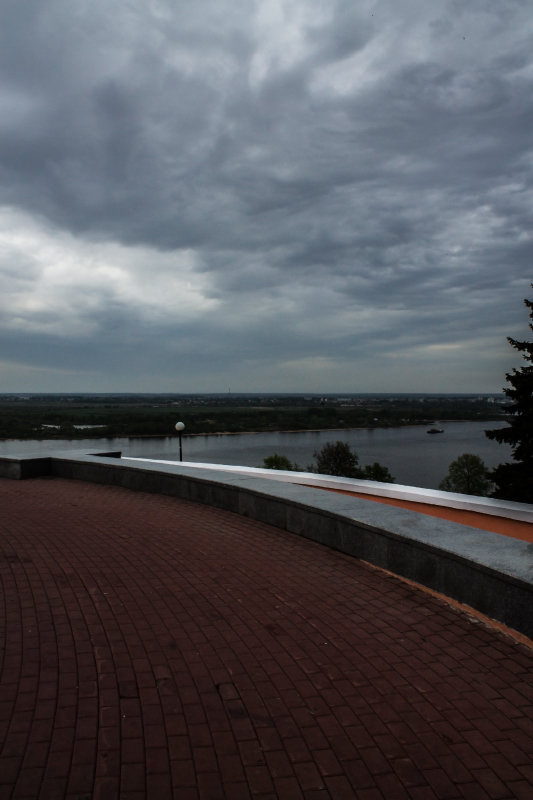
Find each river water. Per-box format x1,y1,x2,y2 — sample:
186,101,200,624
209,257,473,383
0,420,510,489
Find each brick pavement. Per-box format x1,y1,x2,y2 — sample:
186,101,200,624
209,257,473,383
0,477,532,800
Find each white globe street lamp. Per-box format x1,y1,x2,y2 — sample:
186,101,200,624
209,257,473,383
175,421,185,461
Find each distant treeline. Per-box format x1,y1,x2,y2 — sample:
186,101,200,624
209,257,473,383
0,394,505,440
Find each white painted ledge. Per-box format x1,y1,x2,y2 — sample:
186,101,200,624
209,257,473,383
121,458,533,524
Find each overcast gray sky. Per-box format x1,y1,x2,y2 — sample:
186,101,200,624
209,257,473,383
1,0,532,393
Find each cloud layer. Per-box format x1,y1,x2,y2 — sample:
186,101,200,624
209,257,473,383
1,0,532,392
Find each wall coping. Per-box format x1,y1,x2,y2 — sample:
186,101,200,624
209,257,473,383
124,457,533,523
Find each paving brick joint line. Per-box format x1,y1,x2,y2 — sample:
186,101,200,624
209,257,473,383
0,476,532,800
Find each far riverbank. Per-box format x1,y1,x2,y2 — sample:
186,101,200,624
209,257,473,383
0,393,504,440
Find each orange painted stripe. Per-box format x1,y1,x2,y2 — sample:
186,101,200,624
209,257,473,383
315,487,533,543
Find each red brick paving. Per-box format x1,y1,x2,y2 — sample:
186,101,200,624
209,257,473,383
0,477,532,800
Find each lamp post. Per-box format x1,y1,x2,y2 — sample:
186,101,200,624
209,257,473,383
175,421,185,461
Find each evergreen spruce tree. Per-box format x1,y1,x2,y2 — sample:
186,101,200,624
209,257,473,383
485,285,533,503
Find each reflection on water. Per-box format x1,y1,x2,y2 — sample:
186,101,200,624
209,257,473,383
0,421,509,489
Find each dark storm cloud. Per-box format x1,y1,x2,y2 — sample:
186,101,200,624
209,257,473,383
0,0,532,391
